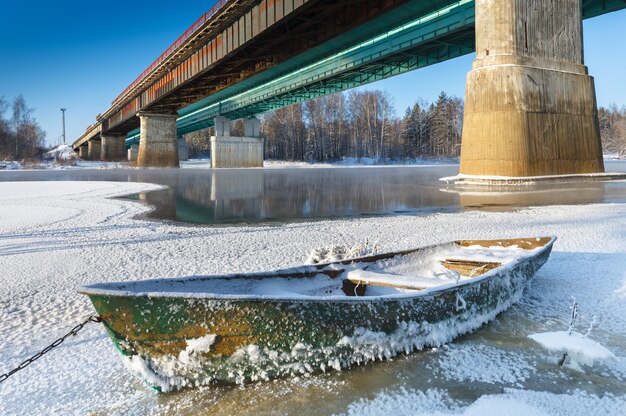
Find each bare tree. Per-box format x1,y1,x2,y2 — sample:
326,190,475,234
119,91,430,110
216,90,466,163
0,95,46,160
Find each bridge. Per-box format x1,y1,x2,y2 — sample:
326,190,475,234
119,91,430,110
73,0,626,176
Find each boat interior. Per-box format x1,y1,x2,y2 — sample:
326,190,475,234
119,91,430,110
80,238,553,299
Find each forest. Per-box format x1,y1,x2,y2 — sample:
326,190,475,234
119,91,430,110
186,90,464,162
187,89,626,162
1,92,624,163
0,95,46,160
599,105,626,158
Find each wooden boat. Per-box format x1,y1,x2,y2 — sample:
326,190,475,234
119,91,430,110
79,236,555,392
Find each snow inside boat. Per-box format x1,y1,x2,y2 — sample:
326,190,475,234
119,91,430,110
79,237,555,392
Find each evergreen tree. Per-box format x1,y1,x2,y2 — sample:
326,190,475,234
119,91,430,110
254,90,467,162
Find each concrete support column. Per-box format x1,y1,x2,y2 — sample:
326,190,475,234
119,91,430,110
78,144,88,159
87,140,101,160
127,144,139,162
211,117,263,168
214,116,231,137
244,117,261,138
101,134,126,161
177,137,189,161
460,0,604,177
137,112,179,168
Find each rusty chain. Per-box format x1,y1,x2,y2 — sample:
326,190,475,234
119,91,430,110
0,315,103,384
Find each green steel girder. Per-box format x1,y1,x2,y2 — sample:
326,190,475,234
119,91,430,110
583,0,626,18
126,0,626,145
174,0,475,135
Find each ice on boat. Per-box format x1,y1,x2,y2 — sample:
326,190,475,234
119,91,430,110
83,241,545,299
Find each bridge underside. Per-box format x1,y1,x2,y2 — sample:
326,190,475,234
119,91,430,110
172,0,626,135
73,0,626,174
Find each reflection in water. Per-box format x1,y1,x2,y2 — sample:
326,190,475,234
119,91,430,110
137,166,459,224
1,161,625,225
443,184,609,209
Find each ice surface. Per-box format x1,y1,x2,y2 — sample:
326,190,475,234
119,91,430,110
339,388,626,416
1,178,625,414
429,344,535,385
528,331,616,367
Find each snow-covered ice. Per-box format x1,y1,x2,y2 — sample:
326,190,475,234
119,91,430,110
181,157,459,169
340,388,626,416
43,144,78,162
528,331,616,367
0,179,625,415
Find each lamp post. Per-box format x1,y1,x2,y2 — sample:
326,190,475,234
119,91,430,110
60,108,66,145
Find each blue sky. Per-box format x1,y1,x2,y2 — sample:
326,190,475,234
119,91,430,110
0,1,624,147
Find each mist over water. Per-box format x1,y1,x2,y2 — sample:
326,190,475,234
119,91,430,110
2,161,626,225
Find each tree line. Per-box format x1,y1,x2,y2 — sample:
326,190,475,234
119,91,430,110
261,90,463,162
184,90,464,161
599,105,626,158
0,95,46,160
183,91,626,163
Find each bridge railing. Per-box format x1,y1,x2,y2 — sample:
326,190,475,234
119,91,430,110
111,0,229,107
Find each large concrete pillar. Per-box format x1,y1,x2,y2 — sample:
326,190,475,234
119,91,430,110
177,137,189,161
211,117,263,168
87,140,101,160
127,144,139,162
101,134,126,161
78,144,88,159
460,0,604,177
244,117,261,138
137,112,179,168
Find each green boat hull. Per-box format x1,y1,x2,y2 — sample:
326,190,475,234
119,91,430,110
82,238,553,392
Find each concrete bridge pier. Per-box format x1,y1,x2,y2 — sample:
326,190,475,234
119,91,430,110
460,0,605,177
211,116,263,168
78,144,88,159
127,144,139,162
177,137,189,161
137,112,179,168
101,134,127,161
87,140,101,160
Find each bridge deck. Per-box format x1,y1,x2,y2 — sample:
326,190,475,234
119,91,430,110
73,0,626,150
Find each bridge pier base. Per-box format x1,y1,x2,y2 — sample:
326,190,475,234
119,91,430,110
211,117,263,168
460,0,604,177
87,140,101,160
78,144,88,159
127,144,139,162
101,135,126,161
178,137,189,161
137,113,179,168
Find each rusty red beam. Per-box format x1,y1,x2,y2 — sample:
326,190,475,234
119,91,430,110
111,0,230,107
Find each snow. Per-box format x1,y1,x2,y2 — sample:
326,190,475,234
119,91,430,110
429,344,535,386
340,388,626,416
265,157,460,168
0,158,129,171
180,158,459,169
79,241,547,300
440,171,626,185
0,179,625,414
528,331,616,367
44,144,78,161
0,161,22,170
180,334,218,361
306,241,382,264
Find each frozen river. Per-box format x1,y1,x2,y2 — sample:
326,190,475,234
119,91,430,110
0,162,625,415
2,161,626,225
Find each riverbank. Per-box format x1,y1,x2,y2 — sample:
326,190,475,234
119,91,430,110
0,180,625,415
